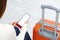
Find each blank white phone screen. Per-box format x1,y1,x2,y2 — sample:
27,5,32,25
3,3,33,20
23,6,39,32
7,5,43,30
18,14,30,26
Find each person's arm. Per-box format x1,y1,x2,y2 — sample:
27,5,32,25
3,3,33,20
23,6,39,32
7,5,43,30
11,22,27,40
17,20,29,40
14,27,20,36
11,20,29,40
11,22,21,36
17,22,28,40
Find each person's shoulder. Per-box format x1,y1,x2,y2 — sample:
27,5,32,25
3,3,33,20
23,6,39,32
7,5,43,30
4,24,16,33
0,24,15,32
0,24,13,29
0,24,17,40
0,24,6,29
0,24,4,26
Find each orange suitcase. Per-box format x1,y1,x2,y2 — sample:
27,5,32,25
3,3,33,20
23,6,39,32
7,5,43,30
33,5,60,40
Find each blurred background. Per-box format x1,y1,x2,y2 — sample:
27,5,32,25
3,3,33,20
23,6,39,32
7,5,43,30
0,0,60,39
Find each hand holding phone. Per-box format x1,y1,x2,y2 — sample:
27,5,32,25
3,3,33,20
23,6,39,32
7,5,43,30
16,13,31,28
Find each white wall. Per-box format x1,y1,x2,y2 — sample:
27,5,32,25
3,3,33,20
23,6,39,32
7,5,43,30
0,0,60,39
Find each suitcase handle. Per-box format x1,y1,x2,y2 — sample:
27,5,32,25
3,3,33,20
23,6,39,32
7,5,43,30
41,5,60,39
41,5,60,13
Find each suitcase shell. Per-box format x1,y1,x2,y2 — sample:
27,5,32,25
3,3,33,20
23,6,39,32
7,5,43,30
33,19,60,40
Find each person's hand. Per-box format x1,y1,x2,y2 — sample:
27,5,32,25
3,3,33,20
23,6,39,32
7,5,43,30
11,22,18,27
11,22,22,28
11,20,29,28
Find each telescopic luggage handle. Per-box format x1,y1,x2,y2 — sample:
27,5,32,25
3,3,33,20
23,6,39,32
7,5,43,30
41,5,60,12
41,5,60,39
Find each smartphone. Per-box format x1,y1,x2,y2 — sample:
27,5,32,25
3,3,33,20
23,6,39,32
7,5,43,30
18,13,31,27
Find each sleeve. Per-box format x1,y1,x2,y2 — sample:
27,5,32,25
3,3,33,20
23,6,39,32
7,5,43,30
14,27,20,36
17,23,27,40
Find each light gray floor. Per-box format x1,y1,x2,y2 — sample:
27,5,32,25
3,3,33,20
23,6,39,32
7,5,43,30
0,0,60,39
